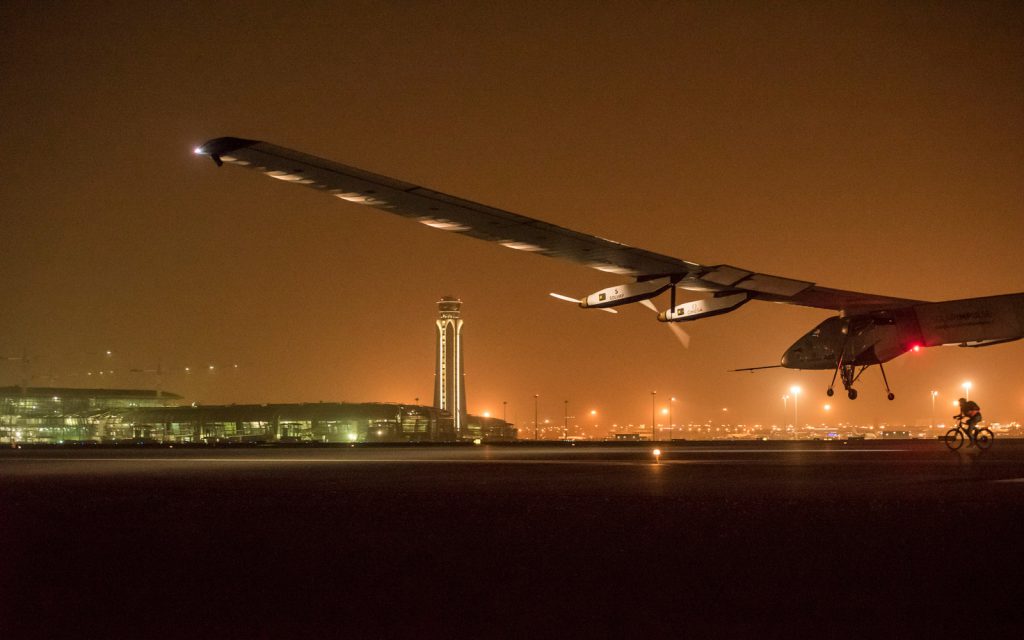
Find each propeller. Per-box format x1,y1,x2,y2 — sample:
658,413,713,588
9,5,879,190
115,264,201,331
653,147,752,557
640,299,691,348
549,293,618,314
550,291,689,346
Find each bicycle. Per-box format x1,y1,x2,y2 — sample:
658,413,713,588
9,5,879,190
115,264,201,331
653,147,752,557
944,415,994,451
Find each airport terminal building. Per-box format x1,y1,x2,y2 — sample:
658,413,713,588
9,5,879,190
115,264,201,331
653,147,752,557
2,297,516,444
1,387,515,444
119,401,514,443
0,386,181,444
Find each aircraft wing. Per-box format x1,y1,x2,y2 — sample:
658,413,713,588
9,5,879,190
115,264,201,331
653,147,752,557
195,137,923,312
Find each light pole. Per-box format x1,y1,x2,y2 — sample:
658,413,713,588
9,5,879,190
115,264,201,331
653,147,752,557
534,394,539,441
790,386,801,438
503,400,507,424
651,391,657,442
782,395,789,428
670,397,676,441
930,391,938,428
563,399,569,440
962,381,972,402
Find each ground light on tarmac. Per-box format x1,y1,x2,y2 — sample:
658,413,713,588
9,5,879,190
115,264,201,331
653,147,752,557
2,441,1023,637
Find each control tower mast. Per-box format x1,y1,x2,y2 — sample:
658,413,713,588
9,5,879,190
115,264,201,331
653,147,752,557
433,297,467,436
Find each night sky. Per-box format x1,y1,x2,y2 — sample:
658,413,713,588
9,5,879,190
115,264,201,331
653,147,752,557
2,2,1021,428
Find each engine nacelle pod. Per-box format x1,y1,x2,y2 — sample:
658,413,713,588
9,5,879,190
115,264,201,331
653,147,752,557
659,292,749,322
582,277,673,309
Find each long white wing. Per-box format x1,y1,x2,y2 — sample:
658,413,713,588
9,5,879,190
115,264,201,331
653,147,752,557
196,137,922,312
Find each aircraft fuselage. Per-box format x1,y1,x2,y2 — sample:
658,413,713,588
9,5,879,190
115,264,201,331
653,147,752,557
782,292,1024,370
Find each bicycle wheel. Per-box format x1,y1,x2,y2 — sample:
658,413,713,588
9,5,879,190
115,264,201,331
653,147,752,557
944,428,965,451
975,428,994,451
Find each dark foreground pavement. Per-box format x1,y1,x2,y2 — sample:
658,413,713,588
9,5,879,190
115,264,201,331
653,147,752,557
2,441,1023,638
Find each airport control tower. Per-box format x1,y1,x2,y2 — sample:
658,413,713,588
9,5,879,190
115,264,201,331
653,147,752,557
434,296,467,436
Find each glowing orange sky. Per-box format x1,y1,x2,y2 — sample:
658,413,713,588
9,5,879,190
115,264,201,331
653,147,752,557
1,2,1021,427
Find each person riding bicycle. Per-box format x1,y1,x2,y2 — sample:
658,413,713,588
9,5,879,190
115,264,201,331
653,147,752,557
954,398,983,444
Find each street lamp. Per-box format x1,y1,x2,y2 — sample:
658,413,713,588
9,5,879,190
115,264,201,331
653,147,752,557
782,395,789,428
962,381,972,402
534,394,539,441
930,391,938,428
790,386,802,437
503,400,507,424
669,397,676,440
651,391,657,442
564,399,569,440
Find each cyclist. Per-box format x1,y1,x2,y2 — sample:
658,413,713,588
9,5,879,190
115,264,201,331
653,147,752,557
955,397,983,445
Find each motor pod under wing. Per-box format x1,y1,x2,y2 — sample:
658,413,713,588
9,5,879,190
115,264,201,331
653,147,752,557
659,292,750,322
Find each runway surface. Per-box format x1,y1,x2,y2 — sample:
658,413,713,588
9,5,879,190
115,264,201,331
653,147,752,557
2,441,1023,637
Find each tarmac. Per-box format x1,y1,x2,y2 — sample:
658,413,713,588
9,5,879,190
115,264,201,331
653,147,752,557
2,440,1023,637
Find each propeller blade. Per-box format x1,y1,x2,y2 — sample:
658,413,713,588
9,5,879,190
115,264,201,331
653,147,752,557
640,299,690,348
549,292,580,304
549,292,617,314
666,321,692,349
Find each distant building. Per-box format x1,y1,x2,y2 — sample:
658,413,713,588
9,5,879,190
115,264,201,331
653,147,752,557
118,403,513,443
0,297,518,444
0,386,181,443
434,296,467,437
0,387,515,444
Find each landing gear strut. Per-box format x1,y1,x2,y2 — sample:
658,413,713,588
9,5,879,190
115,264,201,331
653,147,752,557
828,363,863,399
878,361,895,401
827,362,894,400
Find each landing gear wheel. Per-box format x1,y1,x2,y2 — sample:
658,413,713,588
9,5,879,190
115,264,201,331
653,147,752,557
887,392,895,401
945,428,965,451
975,428,994,451
826,388,835,397
847,389,858,400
